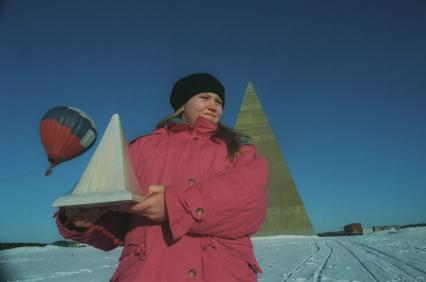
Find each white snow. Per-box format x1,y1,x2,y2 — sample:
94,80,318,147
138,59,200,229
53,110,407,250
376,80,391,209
1,227,425,281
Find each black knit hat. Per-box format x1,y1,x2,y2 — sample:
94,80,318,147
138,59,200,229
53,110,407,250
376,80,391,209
170,73,225,111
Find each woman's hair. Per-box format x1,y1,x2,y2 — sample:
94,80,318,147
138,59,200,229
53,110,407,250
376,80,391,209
155,115,246,162
213,122,244,162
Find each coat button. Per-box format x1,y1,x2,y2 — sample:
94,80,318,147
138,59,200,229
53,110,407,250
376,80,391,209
188,268,197,278
196,208,204,216
188,178,196,187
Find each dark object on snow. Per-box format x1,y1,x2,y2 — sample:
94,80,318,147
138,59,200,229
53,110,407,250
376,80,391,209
52,240,85,248
372,225,400,232
344,223,363,235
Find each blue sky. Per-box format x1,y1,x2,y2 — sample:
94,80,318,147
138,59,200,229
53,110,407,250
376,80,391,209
0,0,425,242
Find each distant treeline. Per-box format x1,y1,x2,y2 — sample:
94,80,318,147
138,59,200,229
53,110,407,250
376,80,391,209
0,242,47,251
317,223,426,237
317,231,362,237
0,240,84,250
401,223,426,228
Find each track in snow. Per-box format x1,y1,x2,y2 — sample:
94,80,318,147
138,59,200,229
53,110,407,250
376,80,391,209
349,240,426,281
279,237,426,282
281,240,334,282
333,239,381,282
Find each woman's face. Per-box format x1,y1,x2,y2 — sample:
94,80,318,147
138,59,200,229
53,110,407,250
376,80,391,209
182,92,223,124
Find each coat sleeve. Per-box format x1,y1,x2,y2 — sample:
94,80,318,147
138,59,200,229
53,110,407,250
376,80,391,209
165,144,269,240
55,209,129,251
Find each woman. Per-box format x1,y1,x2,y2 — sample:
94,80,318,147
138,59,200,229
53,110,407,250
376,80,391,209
56,73,269,282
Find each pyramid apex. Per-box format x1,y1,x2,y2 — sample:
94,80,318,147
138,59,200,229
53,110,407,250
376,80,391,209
245,81,256,93
108,114,121,128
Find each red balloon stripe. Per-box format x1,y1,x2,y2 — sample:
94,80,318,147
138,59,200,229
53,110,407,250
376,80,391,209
40,119,85,164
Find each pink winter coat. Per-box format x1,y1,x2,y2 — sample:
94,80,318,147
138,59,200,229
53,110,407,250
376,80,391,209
56,116,269,282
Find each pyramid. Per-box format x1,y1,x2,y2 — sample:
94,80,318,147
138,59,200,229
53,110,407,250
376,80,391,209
52,114,144,208
235,82,314,235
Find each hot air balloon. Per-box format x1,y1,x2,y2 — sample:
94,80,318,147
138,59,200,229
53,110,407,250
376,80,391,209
40,106,97,176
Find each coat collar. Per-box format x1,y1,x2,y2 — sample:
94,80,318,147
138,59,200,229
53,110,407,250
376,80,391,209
166,115,218,136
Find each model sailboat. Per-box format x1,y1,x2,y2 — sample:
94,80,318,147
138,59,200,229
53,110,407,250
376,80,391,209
52,114,144,208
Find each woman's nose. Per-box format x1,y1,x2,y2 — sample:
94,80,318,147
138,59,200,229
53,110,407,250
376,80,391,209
207,103,218,112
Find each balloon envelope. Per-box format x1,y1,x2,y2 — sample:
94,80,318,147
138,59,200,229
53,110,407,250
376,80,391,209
40,106,97,175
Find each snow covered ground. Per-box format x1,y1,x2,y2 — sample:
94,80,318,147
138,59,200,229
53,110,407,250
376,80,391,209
1,227,425,281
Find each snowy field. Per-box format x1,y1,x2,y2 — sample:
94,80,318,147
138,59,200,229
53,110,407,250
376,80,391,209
1,227,425,282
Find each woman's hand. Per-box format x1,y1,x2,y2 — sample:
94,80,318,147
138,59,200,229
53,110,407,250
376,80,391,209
112,185,167,221
63,207,107,229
